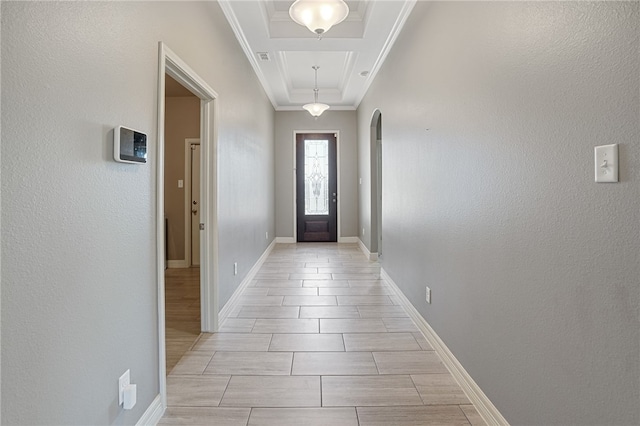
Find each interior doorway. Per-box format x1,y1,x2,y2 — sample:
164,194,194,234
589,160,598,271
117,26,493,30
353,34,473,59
295,133,338,242
164,79,201,373
370,111,382,258
157,42,219,408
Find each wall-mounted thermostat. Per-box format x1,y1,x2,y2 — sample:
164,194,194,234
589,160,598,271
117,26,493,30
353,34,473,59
114,126,147,164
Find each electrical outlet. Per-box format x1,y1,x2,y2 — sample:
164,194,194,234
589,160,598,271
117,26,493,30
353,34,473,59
426,287,431,304
234,262,238,275
266,231,269,240
362,227,365,236
118,370,130,405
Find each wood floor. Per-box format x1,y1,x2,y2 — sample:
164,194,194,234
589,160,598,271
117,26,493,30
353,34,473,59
165,267,201,372
160,243,485,426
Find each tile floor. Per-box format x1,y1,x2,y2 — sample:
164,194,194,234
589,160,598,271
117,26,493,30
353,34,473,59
160,243,485,426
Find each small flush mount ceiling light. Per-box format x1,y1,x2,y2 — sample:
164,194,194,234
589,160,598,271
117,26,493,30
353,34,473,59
303,66,330,118
289,0,349,38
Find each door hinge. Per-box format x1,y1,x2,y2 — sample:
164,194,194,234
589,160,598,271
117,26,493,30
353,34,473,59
199,223,205,231
191,144,197,151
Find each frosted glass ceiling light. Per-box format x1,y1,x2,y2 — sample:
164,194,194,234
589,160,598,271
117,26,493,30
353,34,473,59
303,66,330,118
289,0,349,37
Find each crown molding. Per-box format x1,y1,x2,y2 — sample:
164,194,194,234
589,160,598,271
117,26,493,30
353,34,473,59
218,0,279,109
354,0,417,108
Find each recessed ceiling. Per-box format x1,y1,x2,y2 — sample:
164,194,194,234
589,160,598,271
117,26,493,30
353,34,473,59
219,0,416,111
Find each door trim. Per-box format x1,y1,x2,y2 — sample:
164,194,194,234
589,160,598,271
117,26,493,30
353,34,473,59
184,138,200,268
292,130,341,242
157,42,219,410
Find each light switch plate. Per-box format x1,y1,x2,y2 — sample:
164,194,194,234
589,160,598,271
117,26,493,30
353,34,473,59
595,144,618,183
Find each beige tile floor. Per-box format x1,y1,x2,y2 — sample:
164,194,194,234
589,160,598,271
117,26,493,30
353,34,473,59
160,243,485,426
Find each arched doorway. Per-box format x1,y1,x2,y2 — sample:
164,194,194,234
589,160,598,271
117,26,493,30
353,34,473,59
370,110,382,258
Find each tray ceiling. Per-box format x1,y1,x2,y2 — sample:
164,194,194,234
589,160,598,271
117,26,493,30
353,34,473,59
219,0,416,110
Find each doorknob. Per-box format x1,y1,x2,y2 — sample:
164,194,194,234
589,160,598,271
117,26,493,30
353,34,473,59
192,209,198,215
192,201,198,205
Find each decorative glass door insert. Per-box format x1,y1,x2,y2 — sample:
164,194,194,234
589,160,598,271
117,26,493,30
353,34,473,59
304,139,329,215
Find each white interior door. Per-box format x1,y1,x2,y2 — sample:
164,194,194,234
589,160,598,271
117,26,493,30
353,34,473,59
190,143,201,266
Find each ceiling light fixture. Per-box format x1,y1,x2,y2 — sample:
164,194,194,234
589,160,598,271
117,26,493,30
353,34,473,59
303,66,330,118
289,0,349,38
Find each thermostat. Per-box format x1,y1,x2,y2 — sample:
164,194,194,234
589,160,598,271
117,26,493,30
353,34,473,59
114,126,147,164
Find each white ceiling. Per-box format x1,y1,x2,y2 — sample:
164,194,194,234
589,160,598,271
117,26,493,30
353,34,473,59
218,0,416,110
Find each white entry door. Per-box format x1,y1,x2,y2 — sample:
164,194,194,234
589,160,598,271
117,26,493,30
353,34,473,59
190,143,201,266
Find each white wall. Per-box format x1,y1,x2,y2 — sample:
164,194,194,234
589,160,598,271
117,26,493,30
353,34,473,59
357,2,639,424
1,1,274,424
275,111,358,240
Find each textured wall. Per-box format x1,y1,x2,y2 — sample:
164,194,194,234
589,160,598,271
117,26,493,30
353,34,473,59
357,2,639,424
1,1,274,424
275,111,358,240
164,96,200,261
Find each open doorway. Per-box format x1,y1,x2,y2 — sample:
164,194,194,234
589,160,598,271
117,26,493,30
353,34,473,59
370,111,382,258
157,42,219,408
163,75,201,372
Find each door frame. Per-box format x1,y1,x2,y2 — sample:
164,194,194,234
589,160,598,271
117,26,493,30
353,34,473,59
184,138,200,267
157,42,219,409
292,130,341,242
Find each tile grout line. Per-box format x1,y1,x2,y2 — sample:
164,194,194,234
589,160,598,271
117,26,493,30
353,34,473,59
409,373,427,405
245,407,252,426
216,374,233,408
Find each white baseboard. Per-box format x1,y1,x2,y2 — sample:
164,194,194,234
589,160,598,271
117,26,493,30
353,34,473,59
218,240,277,327
380,268,509,426
136,394,164,425
357,238,378,261
166,260,188,269
338,236,359,243
275,237,295,244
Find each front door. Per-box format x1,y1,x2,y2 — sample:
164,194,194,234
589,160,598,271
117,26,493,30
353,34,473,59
296,133,337,242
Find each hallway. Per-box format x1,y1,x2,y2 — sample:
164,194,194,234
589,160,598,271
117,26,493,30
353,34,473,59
159,243,484,425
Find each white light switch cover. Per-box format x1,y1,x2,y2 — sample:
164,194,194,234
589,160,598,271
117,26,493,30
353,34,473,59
594,144,618,183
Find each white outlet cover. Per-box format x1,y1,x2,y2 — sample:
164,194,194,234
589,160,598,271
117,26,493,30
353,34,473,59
118,370,130,405
595,144,618,183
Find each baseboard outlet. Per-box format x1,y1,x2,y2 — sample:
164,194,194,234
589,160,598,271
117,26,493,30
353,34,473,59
218,240,277,327
357,238,379,261
380,268,509,426
166,260,189,269
338,236,359,243
135,394,164,425
275,237,295,244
